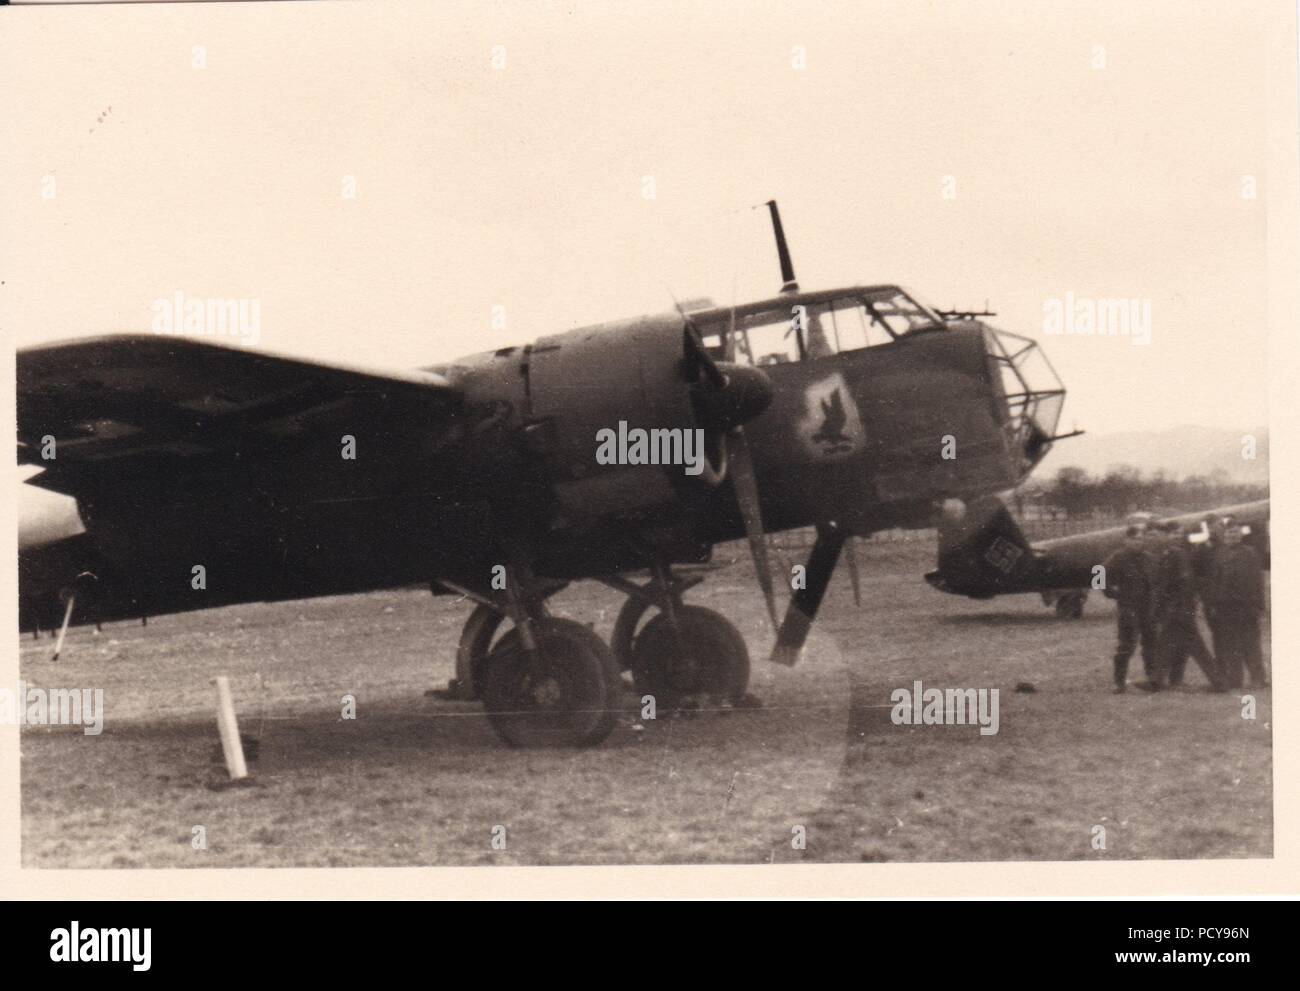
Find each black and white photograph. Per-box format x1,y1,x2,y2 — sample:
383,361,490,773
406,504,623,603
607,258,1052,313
1,0,1297,903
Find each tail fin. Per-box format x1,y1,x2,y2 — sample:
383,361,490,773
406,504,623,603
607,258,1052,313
925,495,1035,597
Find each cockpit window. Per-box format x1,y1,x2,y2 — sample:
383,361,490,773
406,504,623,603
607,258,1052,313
805,298,890,353
860,288,945,336
734,308,804,365
698,288,944,365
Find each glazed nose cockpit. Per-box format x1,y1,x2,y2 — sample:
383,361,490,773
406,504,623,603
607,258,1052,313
980,325,1068,479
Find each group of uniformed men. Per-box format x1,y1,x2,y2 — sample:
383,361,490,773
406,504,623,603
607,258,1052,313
1102,514,1268,693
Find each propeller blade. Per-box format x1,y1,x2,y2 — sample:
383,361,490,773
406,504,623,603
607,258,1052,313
771,522,846,665
727,427,778,627
682,322,727,388
845,534,862,607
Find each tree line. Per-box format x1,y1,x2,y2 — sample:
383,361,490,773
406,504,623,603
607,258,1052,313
1015,466,1269,521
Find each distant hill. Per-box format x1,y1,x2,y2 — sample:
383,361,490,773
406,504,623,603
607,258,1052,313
1037,425,1269,485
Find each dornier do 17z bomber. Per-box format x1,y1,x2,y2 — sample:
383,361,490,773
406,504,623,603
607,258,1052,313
17,203,1072,747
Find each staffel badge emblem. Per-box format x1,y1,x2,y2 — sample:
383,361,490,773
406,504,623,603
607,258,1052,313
799,372,864,459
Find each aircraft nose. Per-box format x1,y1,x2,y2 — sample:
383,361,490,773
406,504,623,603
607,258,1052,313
692,363,774,433
982,327,1066,475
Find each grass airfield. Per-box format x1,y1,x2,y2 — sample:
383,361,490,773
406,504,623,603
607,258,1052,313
20,540,1271,867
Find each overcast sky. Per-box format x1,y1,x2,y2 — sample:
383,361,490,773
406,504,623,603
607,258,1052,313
2,0,1274,443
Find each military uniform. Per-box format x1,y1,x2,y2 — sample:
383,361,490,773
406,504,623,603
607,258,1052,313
1153,536,1221,689
1102,540,1158,691
1207,541,1268,689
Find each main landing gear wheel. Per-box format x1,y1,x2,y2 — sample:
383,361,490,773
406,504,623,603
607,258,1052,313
480,617,620,748
628,605,750,708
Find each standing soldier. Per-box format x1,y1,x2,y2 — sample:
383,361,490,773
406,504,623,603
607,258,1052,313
1192,513,1227,658
1207,521,1269,690
1102,524,1159,693
1152,521,1222,691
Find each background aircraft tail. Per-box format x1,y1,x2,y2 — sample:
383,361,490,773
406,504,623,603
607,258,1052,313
925,494,1037,597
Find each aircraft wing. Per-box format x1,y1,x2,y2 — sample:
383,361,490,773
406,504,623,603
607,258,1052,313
18,334,461,496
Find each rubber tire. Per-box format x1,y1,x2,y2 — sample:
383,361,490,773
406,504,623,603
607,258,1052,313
629,605,750,707
481,618,619,747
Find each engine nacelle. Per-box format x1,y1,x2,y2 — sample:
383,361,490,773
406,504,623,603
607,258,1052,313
525,313,723,521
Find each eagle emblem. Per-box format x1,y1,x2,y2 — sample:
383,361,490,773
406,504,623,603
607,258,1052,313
811,390,853,454
798,372,864,459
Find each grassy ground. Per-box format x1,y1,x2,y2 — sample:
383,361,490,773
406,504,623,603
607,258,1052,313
19,540,1271,866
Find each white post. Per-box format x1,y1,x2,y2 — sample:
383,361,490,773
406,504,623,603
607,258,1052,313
212,676,249,780
51,593,75,662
